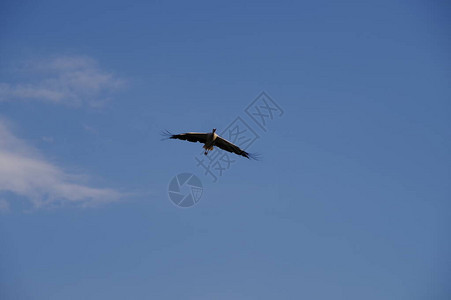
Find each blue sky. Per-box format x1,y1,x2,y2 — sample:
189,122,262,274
0,0,450,299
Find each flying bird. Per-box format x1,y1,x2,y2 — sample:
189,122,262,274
163,128,258,159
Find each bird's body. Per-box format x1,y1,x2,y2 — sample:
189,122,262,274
202,129,218,153
163,128,257,159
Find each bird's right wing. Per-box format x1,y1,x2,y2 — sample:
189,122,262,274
214,136,252,159
168,132,208,143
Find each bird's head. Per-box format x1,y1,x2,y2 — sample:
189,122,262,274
212,128,217,133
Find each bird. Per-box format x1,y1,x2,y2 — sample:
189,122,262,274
163,128,258,159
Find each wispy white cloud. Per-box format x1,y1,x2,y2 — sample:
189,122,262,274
0,119,121,210
0,55,124,107
0,199,10,213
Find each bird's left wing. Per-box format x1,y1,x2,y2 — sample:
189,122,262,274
215,136,253,159
169,132,208,143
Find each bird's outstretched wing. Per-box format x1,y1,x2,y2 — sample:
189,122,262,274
166,132,208,143
215,136,257,159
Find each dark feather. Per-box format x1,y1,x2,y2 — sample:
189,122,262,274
161,130,174,140
214,136,258,159
163,130,260,160
167,132,207,144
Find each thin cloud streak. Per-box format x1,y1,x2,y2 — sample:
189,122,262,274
0,199,10,213
0,55,125,107
0,119,121,210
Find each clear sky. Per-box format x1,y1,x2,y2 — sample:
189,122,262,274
0,0,450,299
